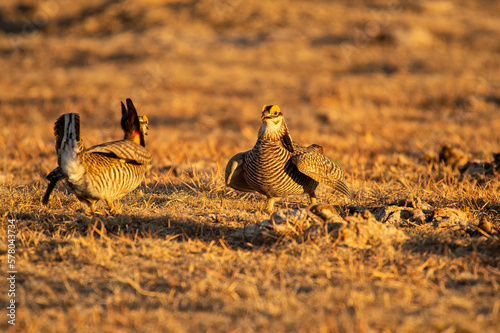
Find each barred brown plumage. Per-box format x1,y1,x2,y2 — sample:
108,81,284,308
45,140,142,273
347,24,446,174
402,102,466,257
42,98,152,214
225,105,350,211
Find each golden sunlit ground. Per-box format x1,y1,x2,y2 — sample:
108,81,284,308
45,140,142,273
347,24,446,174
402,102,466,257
1,0,500,332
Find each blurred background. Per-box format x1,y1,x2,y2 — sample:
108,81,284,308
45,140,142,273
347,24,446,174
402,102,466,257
0,0,499,184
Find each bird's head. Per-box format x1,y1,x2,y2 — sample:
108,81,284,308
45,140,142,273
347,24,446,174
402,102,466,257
261,105,284,128
121,98,148,147
138,115,149,137
258,105,294,152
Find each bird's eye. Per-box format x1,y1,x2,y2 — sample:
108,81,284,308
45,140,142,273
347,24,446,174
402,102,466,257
262,105,281,115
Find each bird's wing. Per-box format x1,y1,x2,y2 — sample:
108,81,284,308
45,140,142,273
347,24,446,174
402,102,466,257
82,140,152,165
292,146,351,198
225,151,255,192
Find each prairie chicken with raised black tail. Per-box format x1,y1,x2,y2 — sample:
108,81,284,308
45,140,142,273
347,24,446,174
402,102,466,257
225,105,350,211
42,99,152,214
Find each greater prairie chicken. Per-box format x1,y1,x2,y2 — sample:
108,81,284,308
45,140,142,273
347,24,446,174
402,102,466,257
42,99,152,213
225,105,350,211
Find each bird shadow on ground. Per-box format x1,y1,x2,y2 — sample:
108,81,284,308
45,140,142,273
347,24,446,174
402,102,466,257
11,209,273,251
401,227,500,263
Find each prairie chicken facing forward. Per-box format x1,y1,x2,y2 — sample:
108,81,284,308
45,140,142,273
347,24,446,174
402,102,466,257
42,99,152,214
225,105,350,211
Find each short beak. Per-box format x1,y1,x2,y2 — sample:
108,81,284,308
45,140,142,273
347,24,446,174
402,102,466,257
261,112,278,120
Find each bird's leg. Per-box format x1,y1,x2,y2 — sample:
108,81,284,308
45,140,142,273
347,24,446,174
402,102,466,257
106,199,121,215
114,202,122,215
106,199,114,212
266,198,275,212
89,200,99,215
80,199,96,216
309,192,317,205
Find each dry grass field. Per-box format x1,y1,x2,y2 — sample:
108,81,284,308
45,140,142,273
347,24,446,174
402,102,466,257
1,0,500,332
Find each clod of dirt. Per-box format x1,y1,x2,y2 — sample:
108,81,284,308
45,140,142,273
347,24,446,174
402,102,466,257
351,200,480,234
459,160,495,178
430,208,476,232
362,197,433,226
478,216,493,234
338,215,408,249
438,145,471,168
229,204,408,248
422,150,439,164
384,208,428,226
455,152,500,182
371,205,429,226
369,197,434,226
227,207,309,242
237,204,345,242
389,197,433,210
493,153,500,172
